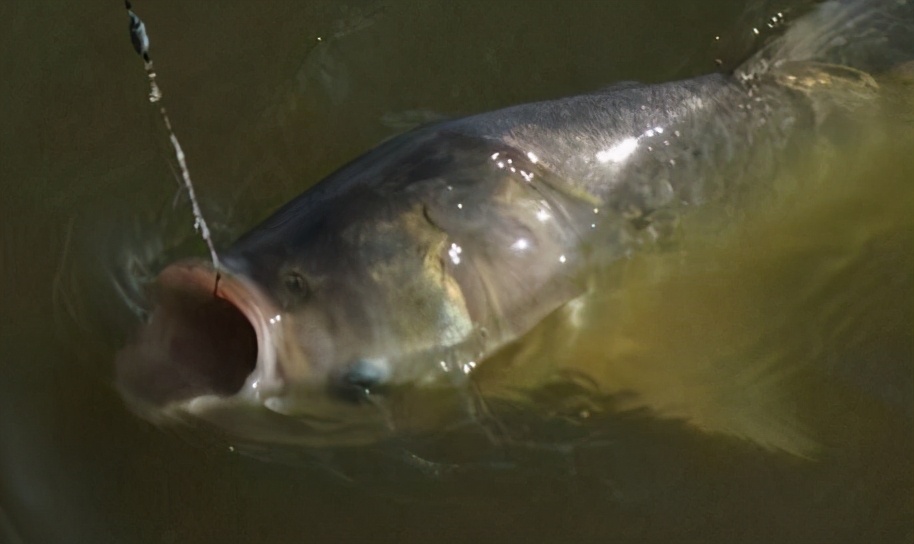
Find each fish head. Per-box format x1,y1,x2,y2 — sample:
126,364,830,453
225,193,482,401
115,132,587,444
115,197,485,444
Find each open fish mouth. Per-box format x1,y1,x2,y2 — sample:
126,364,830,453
115,259,285,421
114,259,440,446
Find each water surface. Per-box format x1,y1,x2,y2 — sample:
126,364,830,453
1,1,912,543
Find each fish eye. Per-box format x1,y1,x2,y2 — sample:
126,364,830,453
330,359,390,403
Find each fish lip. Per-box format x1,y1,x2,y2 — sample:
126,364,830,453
164,259,287,403
116,258,286,421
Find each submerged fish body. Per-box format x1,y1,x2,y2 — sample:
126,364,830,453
116,0,913,447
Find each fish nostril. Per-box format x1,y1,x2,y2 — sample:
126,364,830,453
282,270,309,296
331,358,390,403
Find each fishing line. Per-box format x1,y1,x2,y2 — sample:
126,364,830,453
124,1,222,294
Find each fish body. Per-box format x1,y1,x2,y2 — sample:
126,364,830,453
116,0,913,447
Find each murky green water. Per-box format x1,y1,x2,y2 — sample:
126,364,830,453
1,1,911,543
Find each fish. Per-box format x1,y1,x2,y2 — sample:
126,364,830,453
116,0,914,450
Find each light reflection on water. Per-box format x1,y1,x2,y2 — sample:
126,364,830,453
1,1,912,543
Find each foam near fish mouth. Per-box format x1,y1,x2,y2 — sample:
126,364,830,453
115,259,283,418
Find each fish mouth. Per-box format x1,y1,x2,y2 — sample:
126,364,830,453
115,259,284,420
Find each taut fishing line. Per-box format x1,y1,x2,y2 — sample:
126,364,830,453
124,1,222,292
